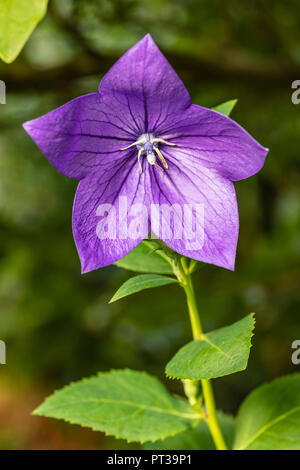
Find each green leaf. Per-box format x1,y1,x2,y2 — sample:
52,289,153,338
145,412,235,450
115,240,173,274
212,99,237,117
33,369,201,443
0,0,48,63
110,274,177,303
234,374,300,450
166,313,255,380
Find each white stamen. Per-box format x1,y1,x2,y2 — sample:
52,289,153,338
120,133,175,173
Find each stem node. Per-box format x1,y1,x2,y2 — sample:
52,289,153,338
174,264,228,451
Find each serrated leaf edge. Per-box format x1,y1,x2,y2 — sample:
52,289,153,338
166,313,256,380
33,368,201,444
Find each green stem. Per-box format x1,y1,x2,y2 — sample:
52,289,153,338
183,275,203,339
181,268,228,451
188,259,198,274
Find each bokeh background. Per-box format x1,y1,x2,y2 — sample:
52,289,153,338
0,0,299,449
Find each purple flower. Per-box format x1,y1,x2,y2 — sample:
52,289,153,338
23,35,268,273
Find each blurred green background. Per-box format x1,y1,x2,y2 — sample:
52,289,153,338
0,0,299,449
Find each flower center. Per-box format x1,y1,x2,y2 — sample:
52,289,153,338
137,133,156,166
120,133,175,173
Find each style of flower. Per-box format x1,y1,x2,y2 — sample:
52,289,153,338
23,35,268,273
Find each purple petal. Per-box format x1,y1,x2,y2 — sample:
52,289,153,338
157,104,268,181
99,34,191,133
149,160,239,270
73,160,151,273
23,93,136,179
